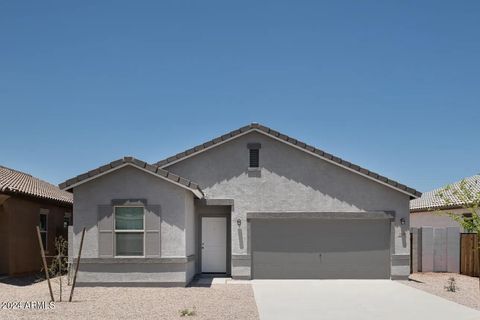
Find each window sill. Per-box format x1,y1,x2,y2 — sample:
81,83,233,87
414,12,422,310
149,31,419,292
247,167,261,178
84,256,194,264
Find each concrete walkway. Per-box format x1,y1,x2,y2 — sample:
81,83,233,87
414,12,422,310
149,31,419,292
252,280,480,320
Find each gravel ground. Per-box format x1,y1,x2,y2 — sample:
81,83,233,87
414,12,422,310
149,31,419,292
0,276,259,320
399,272,480,310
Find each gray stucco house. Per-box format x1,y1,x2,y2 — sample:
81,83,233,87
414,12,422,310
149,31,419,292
60,123,421,286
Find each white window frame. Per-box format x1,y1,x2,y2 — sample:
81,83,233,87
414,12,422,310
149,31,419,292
39,209,49,253
64,212,72,228
113,205,145,258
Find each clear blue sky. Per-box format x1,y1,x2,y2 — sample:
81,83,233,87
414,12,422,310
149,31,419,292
1,1,479,192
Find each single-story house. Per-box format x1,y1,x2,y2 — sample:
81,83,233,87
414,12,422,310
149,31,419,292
0,165,73,276
60,123,421,286
410,175,479,231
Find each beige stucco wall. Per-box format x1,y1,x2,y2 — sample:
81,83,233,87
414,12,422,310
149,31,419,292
411,208,479,231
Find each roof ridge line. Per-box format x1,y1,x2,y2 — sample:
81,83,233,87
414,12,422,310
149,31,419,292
153,123,421,198
59,156,204,197
0,165,73,205
410,174,480,211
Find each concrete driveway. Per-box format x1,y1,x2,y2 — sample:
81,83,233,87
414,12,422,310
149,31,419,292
252,280,480,320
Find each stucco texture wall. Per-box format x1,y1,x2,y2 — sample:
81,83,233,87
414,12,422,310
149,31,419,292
0,195,70,275
185,194,195,256
72,165,193,259
165,131,412,277
0,203,9,274
411,208,478,231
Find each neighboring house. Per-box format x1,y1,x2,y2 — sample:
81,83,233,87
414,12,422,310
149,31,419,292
0,166,73,276
60,123,420,286
410,175,480,231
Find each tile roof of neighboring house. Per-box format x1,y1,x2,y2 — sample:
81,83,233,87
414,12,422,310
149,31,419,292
0,165,73,206
410,174,480,212
154,123,421,198
59,156,204,198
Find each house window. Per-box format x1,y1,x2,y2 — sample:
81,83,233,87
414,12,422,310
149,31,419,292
39,210,48,250
247,143,261,168
114,206,144,256
249,149,259,168
64,212,72,228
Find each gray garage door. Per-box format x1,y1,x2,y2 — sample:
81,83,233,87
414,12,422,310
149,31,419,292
251,219,391,279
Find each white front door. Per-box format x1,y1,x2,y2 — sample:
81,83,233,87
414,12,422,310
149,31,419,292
201,217,227,273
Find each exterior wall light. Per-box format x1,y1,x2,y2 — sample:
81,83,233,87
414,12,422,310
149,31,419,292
400,218,406,225
236,219,242,227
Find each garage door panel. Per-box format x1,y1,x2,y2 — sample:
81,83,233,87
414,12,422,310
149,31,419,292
252,219,390,279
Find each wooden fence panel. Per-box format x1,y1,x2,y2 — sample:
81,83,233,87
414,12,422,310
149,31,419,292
460,233,479,277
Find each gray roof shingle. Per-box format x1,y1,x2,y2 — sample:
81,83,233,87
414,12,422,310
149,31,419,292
410,175,480,212
0,166,73,205
59,157,204,197
154,123,421,198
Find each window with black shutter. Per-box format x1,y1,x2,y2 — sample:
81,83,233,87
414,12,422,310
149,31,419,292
249,149,259,167
247,143,261,168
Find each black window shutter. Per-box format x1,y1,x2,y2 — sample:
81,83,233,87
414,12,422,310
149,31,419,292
249,149,259,167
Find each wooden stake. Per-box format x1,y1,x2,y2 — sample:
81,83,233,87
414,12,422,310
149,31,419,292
69,227,85,302
58,255,62,302
67,263,71,286
36,226,54,302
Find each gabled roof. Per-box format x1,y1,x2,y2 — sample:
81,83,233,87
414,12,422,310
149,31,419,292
59,157,204,198
0,165,73,206
410,174,480,212
155,123,421,198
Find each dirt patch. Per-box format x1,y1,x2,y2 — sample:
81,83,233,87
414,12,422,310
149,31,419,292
0,276,259,320
399,272,480,310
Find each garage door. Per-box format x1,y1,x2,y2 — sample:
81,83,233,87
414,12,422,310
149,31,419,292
251,219,391,279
